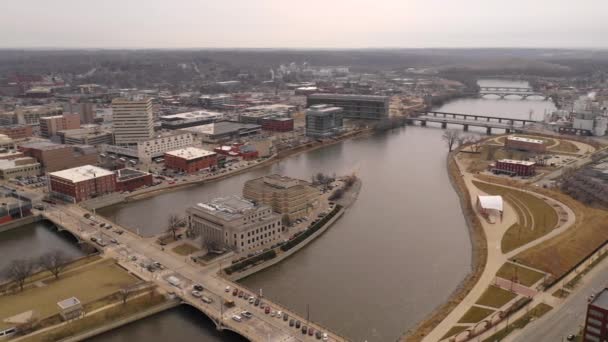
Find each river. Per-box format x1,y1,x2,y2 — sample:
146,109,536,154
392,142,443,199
0,80,556,341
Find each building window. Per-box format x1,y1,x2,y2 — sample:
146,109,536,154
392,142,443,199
589,309,605,319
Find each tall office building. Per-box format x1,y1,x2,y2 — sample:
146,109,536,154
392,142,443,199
306,94,389,120
111,98,154,145
305,105,344,138
39,114,80,138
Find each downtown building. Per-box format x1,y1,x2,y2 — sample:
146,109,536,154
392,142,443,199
164,147,218,173
187,196,282,253
306,93,389,120
39,113,81,138
305,105,344,138
243,174,319,221
111,97,154,145
19,142,98,172
582,288,608,341
48,165,116,203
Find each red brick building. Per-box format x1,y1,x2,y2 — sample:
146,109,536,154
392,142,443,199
490,159,536,177
261,117,294,132
504,136,546,153
213,143,259,161
115,168,153,192
0,125,33,140
49,165,116,203
19,142,98,172
39,114,81,138
582,288,608,341
164,147,217,174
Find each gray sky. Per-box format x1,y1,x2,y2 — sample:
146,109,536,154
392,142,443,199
2,0,607,49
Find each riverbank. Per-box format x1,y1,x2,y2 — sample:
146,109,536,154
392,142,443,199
226,178,361,282
0,215,42,234
403,151,487,342
90,128,372,211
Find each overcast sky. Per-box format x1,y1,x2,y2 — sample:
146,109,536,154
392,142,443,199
1,0,607,49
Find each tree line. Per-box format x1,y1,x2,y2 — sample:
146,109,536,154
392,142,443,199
2,250,70,292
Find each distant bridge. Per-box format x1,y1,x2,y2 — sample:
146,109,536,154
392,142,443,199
409,110,540,134
478,86,548,100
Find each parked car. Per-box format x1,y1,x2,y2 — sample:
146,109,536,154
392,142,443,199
201,296,213,304
232,288,238,296
225,286,231,293
241,311,252,319
191,290,202,298
232,315,242,322
265,307,270,314
193,284,204,291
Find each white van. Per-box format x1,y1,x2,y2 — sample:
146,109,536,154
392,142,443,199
167,276,181,287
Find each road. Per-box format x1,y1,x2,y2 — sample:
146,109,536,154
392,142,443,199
40,204,345,342
508,255,608,342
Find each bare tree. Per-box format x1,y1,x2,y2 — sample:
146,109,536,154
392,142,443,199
166,214,180,240
442,130,461,152
464,135,483,153
202,239,221,252
119,288,131,305
3,259,35,291
38,250,69,280
281,214,292,227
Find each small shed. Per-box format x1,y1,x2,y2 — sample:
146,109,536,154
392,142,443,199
57,297,82,321
476,195,504,221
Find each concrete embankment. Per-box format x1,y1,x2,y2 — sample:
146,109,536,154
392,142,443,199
0,215,42,234
228,208,345,282
57,299,180,342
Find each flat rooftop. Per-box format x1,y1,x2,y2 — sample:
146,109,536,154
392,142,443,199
184,121,261,136
57,297,81,310
244,104,296,112
308,93,389,102
165,147,216,160
49,165,114,183
161,110,223,121
307,104,343,114
195,195,263,220
497,159,536,166
507,136,544,144
116,168,150,181
591,288,608,310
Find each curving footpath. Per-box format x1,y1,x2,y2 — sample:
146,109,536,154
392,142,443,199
422,155,576,342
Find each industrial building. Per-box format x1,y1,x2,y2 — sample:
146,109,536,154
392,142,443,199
58,127,114,146
183,121,261,143
243,174,319,221
49,165,116,203
504,136,546,153
305,105,344,138
199,94,233,108
0,157,42,179
0,125,33,140
111,97,154,145
187,196,282,253
103,132,194,163
307,94,389,120
115,168,153,192
582,288,608,341
164,147,217,173
19,142,98,172
261,117,294,132
489,159,536,177
39,113,81,138
160,110,223,129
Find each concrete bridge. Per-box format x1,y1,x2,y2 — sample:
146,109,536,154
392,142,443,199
414,111,538,126
478,87,548,100
408,111,539,134
39,207,346,342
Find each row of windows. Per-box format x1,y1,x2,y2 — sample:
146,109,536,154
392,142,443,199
245,223,278,237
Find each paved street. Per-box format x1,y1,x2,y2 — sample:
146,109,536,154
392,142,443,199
40,205,345,342
507,254,608,342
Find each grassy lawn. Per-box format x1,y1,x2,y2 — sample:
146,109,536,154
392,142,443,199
482,303,552,342
458,306,495,324
171,243,200,256
549,140,580,153
553,288,570,299
441,325,470,340
476,285,518,308
0,255,102,293
514,188,608,281
0,260,138,330
19,292,166,342
473,181,558,253
496,263,545,287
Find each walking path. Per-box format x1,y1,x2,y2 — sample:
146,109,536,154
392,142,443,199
422,154,576,342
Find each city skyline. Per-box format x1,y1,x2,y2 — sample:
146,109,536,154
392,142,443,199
2,0,608,49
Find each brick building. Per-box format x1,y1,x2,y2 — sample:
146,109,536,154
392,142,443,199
49,165,116,203
489,159,536,177
19,142,98,172
504,136,547,153
582,288,608,341
261,117,294,132
164,147,217,173
115,168,153,192
0,125,33,140
39,114,80,138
